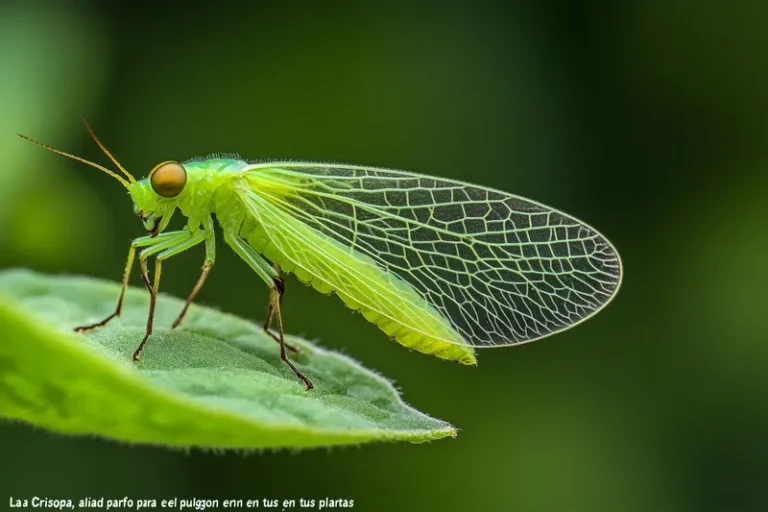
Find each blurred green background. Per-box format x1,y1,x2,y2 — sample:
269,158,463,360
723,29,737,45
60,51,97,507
1,1,766,511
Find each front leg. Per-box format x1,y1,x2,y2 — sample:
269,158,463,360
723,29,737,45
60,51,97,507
74,231,186,333
131,228,209,361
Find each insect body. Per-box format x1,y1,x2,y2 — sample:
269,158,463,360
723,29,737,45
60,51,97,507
18,121,623,390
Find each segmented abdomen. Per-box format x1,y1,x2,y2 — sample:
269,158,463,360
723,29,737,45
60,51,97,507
241,198,476,365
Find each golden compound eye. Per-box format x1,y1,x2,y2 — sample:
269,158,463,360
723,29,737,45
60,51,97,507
149,161,187,198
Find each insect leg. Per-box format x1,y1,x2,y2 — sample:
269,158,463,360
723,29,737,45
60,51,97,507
135,255,157,361
269,276,313,390
172,218,217,329
132,229,208,361
262,264,299,353
73,232,180,333
224,234,312,390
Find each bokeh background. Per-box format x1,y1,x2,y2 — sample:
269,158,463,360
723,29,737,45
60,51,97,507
1,2,767,511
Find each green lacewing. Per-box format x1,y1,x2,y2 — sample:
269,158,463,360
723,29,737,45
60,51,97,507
18,120,623,390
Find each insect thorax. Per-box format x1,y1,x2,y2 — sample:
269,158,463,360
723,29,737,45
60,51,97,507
177,159,248,220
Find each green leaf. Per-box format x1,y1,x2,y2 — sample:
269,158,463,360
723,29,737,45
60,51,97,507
0,268,455,449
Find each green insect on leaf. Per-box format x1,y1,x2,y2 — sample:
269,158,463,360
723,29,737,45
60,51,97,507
17,119,623,390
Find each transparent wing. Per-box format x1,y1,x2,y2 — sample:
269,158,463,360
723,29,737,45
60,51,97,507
244,162,622,348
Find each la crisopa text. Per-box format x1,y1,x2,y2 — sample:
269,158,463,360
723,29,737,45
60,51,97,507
10,497,74,510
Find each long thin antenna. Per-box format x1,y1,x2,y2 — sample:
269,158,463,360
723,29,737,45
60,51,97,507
81,117,136,184
16,133,132,190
